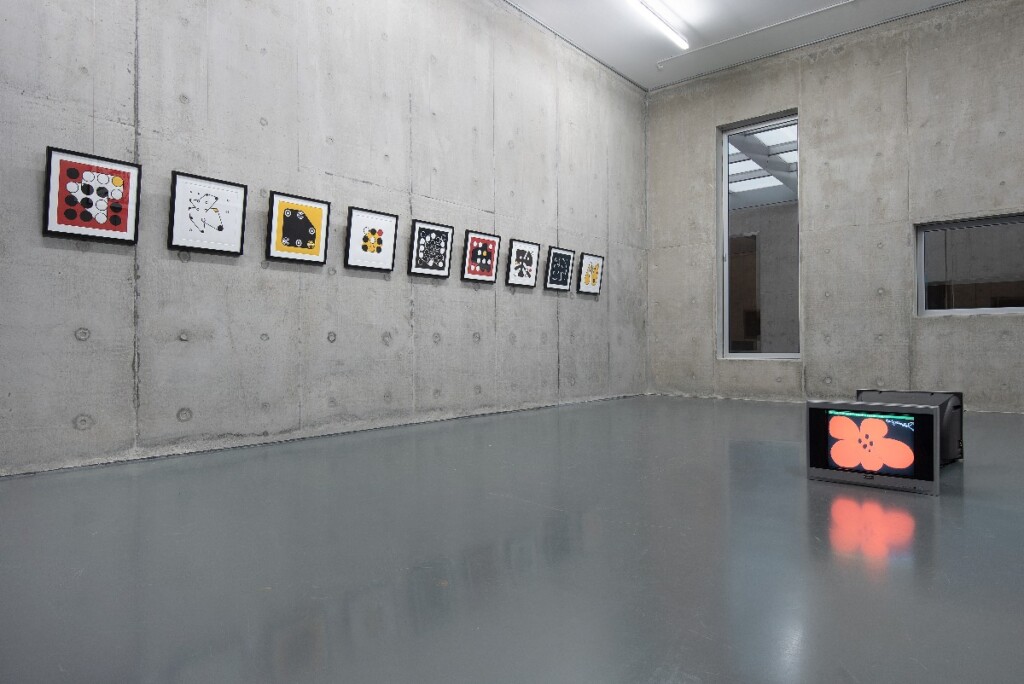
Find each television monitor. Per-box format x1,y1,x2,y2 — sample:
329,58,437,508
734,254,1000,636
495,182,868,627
855,390,963,466
807,401,941,495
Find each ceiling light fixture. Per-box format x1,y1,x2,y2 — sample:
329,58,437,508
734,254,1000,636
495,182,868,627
634,0,689,51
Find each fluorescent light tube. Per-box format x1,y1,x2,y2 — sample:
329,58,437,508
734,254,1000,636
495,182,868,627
635,0,690,50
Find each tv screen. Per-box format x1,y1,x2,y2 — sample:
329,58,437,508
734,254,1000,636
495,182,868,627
808,401,940,495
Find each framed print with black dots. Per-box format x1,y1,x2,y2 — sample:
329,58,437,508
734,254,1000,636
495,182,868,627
461,230,501,283
345,207,400,271
44,147,141,243
576,252,605,295
265,191,330,264
544,246,575,291
168,171,248,255
408,219,455,278
506,239,541,288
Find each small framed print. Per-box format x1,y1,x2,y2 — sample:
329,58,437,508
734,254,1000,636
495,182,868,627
577,253,605,295
461,230,501,283
168,171,247,255
266,191,330,264
544,246,575,291
409,219,455,278
44,146,141,243
345,207,400,271
506,239,541,288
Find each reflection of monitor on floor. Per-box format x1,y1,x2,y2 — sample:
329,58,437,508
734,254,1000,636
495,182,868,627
855,390,963,466
807,400,942,495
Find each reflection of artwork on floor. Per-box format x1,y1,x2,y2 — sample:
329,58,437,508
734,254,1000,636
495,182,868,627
346,207,399,271
545,247,574,291
577,253,605,295
461,230,501,283
169,172,248,254
266,191,330,264
45,147,141,243
409,220,454,278
506,239,540,287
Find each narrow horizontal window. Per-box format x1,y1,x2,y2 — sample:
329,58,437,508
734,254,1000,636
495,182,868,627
918,214,1024,313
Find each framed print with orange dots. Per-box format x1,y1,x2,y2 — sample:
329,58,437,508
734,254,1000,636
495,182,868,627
266,191,330,264
345,206,399,272
44,147,141,244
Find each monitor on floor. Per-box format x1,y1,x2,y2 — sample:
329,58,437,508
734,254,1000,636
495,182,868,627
807,400,941,495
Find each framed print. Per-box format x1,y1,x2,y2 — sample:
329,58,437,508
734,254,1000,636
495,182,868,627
44,147,141,243
577,253,605,295
266,191,330,264
544,247,575,291
506,239,541,288
408,219,454,278
345,207,400,271
461,230,501,283
168,171,247,255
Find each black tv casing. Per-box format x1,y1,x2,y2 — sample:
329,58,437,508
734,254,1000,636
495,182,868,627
807,400,941,496
855,390,963,466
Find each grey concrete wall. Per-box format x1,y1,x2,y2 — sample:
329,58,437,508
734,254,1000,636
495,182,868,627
0,0,648,475
648,0,1024,411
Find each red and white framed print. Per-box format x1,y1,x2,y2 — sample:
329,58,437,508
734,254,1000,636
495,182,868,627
461,230,501,283
44,147,141,243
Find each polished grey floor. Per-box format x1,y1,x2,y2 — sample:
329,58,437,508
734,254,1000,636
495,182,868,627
2,396,1023,683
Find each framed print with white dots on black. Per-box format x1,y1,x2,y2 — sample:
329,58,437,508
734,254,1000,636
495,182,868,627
44,147,141,244
345,206,400,271
408,219,454,278
168,171,248,255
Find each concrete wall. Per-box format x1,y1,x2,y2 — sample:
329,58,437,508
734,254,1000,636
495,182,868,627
0,0,648,475
648,0,1024,411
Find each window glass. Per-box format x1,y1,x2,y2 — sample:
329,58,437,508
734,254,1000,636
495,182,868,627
723,118,800,355
920,215,1024,312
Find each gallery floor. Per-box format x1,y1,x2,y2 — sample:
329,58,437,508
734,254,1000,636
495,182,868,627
1,396,1022,683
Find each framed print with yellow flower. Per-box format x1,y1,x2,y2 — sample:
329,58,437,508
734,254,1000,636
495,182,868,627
345,206,399,272
265,191,330,264
576,253,604,295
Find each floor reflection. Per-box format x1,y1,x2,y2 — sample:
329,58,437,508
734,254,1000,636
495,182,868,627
828,497,916,569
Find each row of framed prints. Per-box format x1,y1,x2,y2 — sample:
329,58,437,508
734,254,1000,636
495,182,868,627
43,147,605,294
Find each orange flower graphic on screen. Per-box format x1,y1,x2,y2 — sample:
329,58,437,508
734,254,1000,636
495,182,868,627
828,416,914,472
830,498,915,565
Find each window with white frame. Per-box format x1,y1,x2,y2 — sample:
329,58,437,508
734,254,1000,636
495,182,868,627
918,214,1024,313
722,116,800,357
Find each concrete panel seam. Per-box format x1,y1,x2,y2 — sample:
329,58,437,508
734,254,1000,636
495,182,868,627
132,0,142,451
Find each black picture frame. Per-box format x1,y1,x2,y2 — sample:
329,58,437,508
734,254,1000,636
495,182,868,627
344,206,401,272
544,246,575,291
265,191,331,265
43,146,142,245
505,239,542,288
167,171,248,256
576,252,605,295
408,219,455,279
460,230,502,283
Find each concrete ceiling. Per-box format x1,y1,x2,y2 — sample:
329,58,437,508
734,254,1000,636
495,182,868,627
503,0,960,90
